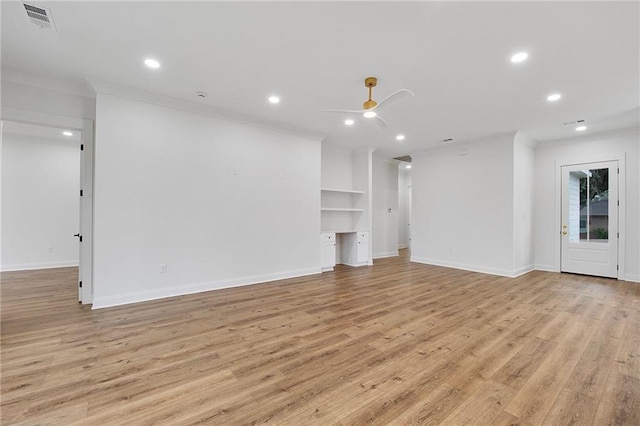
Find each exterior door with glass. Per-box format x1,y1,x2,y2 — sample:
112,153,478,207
561,161,618,278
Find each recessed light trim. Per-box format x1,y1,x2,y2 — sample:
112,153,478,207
405,165,412,169
268,96,280,104
396,134,405,141
144,58,160,69
344,119,354,126
62,131,73,136
547,93,562,102
576,125,587,131
510,52,528,63
363,111,376,118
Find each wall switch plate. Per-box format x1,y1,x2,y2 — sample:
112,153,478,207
160,264,167,273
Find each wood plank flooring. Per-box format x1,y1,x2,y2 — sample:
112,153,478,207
1,250,639,425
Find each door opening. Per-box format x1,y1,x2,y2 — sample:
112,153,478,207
561,160,618,278
1,119,93,303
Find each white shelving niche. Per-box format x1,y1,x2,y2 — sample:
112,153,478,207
320,188,364,233
320,145,374,270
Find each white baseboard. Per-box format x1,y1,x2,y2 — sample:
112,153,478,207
92,267,321,309
338,261,369,267
534,264,560,273
410,256,532,278
373,251,399,259
512,265,535,278
398,244,408,249
623,273,640,283
1,261,79,272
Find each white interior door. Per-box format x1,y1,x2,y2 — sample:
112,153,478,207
561,161,618,278
78,122,94,303
407,185,412,250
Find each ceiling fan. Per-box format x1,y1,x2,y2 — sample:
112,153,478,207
321,77,414,129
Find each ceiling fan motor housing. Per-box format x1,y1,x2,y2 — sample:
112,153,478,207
363,99,377,109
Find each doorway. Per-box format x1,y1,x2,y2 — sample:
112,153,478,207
1,118,93,303
561,160,618,278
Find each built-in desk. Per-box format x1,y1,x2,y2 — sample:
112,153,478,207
320,230,369,272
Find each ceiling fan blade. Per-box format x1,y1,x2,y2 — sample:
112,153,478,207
320,108,365,114
374,114,388,130
374,89,415,111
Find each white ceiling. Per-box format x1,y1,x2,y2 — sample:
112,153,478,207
2,1,638,159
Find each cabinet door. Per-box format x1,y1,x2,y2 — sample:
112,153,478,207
322,243,336,268
321,233,336,269
356,232,368,263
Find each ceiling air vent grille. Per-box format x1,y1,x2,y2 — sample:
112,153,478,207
23,2,56,30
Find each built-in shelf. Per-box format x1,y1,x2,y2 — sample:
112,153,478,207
320,188,364,195
321,208,364,212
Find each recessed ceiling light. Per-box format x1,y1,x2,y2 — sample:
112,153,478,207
576,125,587,131
405,165,412,169
396,134,405,141
363,111,376,118
268,96,280,104
344,119,354,126
510,52,528,63
144,58,160,69
62,131,73,136
547,93,562,102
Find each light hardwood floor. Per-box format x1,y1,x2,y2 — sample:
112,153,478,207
1,250,639,425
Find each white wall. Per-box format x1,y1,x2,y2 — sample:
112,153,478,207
513,131,535,275
372,156,399,258
411,135,517,276
398,171,411,249
1,134,80,270
321,143,353,189
534,127,640,281
92,92,321,308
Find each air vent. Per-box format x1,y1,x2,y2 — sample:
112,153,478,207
562,119,585,127
23,2,56,30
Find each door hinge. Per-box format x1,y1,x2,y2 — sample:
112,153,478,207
617,200,619,206
79,281,83,288
617,232,619,238
617,265,619,271
617,168,619,174
80,144,84,151
80,189,83,196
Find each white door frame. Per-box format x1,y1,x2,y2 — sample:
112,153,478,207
555,153,626,280
2,107,94,303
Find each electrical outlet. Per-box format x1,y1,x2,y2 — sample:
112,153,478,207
160,264,167,273
48,246,54,254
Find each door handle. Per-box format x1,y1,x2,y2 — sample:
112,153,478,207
73,233,80,238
